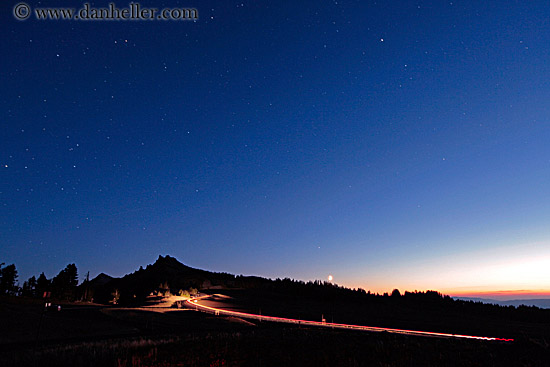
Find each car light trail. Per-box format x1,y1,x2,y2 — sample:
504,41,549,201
186,297,514,342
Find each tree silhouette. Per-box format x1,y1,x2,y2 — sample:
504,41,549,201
21,275,37,297
391,288,401,297
0,263,19,295
51,264,78,300
36,272,51,298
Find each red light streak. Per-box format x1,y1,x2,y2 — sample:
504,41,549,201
186,296,514,342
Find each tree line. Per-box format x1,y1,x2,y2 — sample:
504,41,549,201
0,262,79,301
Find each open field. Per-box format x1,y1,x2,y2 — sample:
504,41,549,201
2,321,549,367
2,295,550,366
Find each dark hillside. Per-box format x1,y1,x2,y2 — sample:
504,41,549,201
89,255,268,304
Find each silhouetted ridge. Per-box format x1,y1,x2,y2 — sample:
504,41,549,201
89,273,113,286
89,255,259,304
147,255,197,276
83,255,550,335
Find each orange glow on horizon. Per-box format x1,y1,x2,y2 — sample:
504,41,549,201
446,288,550,300
344,282,550,300
339,239,550,300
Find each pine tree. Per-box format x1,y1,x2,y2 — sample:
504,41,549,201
52,264,78,300
36,272,51,298
0,263,19,295
21,276,37,297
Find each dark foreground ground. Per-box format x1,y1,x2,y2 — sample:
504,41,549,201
1,296,549,366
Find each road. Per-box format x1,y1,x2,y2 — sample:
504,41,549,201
186,296,514,342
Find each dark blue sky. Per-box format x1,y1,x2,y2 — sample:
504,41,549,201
2,1,550,296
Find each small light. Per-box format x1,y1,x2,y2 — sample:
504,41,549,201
328,275,333,282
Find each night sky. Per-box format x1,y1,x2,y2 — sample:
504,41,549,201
2,1,550,298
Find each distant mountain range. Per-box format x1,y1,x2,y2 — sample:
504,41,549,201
454,297,550,309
